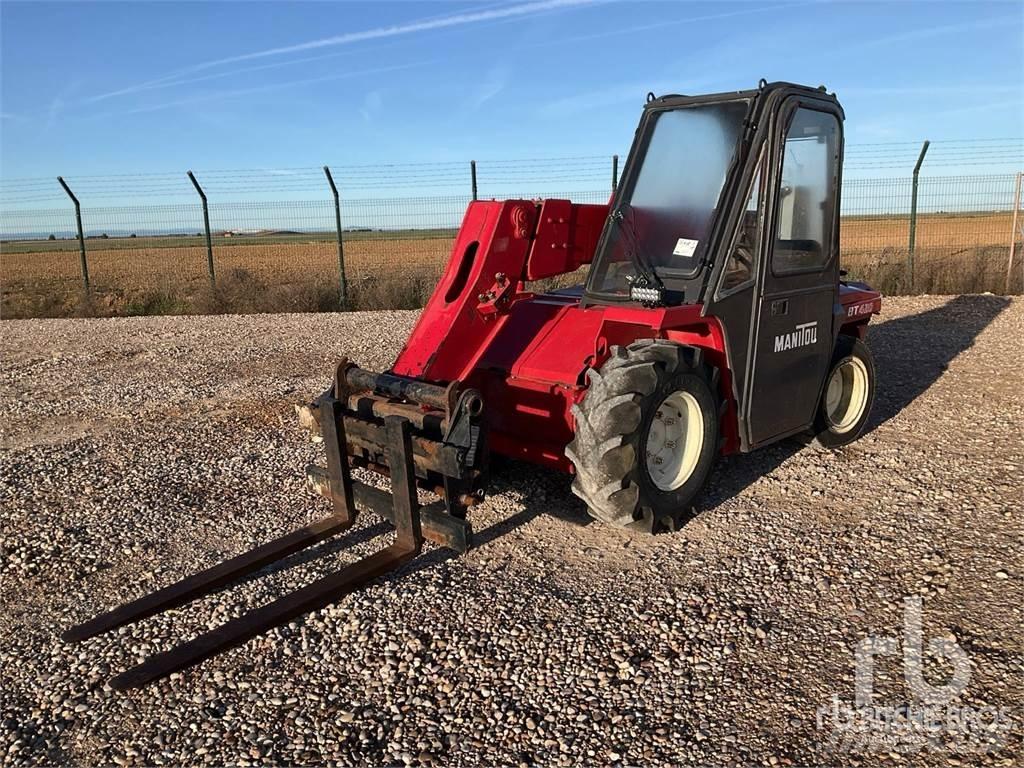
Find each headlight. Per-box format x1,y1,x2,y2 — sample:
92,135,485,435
629,284,664,305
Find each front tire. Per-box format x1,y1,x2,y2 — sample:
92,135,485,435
565,339,721,533
813,335,876,447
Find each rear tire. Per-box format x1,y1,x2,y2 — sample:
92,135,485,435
813,335,876,448
565,339,721,533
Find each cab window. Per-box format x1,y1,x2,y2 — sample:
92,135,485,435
772,108,839,275
719,161,762,294
587,100,750,296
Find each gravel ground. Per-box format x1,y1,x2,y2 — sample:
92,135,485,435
1,295,1021,766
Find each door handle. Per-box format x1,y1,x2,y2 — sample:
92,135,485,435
771,299,789,316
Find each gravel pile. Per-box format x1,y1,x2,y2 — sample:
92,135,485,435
1,295,1021,765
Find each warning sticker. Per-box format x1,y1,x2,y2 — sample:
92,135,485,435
672,238,699,258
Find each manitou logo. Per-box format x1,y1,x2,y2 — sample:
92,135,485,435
774,321,818,352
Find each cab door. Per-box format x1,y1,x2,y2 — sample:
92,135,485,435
744,100,842,446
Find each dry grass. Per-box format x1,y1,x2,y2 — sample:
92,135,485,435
0,238,449,318
1,212,1019,318
840,212,1020,294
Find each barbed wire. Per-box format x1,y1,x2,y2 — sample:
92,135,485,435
1,141,1020,208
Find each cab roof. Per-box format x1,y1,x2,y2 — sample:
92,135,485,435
645,81,840,112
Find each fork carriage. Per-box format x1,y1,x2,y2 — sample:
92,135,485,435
299,360,487,552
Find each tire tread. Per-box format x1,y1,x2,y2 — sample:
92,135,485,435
566,340,721,531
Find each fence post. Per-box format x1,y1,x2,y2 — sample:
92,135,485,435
907,139,930,290
323,165,347,309
470,160,478,201
612,154,619,192
187,170,215,289
1007,171,1023,294
56,176,90,295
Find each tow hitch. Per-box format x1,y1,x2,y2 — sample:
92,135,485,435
63,361,486,689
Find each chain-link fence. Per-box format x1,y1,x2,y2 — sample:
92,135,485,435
1,169,1021,318
840,174,1021,294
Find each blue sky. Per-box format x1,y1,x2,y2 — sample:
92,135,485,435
1,0,1022,186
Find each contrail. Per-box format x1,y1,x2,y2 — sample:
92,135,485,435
91,62,426,118
83,42,405,104
196,0,593,66
86,0,595,103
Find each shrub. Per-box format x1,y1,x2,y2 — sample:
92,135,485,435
348,276,432,311
125,291,187,316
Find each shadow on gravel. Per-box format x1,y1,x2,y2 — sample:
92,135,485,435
698,441,800,510
693,295,1012,512
864,294,1010,433
397,461,591,574
101,518,382,604
226,518,393,588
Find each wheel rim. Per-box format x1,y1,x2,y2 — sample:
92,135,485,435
824,357,869,434
645,390,704,492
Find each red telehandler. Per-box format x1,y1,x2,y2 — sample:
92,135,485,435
66,81,881,688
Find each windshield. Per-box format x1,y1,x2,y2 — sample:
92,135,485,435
587,99,750,297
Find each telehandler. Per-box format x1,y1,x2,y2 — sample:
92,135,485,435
66,81,880,688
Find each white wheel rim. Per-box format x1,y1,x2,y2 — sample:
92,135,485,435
824,357,869,434
645,390,704,492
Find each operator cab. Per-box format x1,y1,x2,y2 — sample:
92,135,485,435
584,80,848,448
583,80,843,310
